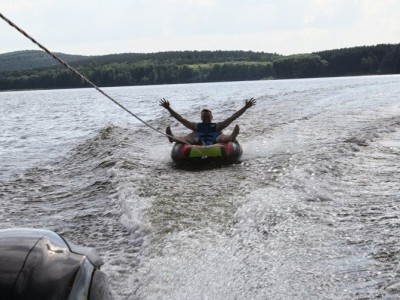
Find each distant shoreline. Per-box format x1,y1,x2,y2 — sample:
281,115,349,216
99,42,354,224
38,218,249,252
1,44,399,91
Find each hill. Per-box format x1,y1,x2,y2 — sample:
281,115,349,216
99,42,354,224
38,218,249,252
0,45,399,91
0,50,280,90
0,50,279,72
0,50,90,72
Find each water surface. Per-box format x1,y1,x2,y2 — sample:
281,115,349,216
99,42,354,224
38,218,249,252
1,76,400,299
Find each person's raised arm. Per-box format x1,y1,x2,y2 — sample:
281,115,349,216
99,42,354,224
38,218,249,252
159,98,197,130
216,98,256,131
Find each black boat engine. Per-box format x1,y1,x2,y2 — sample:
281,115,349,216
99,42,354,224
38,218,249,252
0,228,114,300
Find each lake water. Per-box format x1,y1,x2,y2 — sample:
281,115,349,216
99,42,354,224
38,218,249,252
1,75,400,299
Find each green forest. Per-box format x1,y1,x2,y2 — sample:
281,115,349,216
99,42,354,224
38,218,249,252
0,44,399,91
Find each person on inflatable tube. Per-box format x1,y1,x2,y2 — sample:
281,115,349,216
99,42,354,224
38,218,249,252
160,98,256,145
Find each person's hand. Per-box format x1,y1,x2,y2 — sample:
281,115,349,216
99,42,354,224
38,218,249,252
245,97,256,108
159,98,170,109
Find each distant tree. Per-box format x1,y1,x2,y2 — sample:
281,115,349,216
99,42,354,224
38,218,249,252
379,44,400,73
273,54,325,78
361,55,379,73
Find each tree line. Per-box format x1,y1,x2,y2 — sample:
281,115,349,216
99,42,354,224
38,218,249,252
0,44,399,91
274,44,400,78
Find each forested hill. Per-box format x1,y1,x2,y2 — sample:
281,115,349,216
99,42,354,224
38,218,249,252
0,50,281,90
0,50,279,72
0,50,89,72
0,44,399,91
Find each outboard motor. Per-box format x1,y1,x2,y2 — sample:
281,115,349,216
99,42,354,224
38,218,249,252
0,228,114,300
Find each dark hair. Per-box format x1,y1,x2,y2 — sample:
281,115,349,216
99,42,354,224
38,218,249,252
201,109,212,114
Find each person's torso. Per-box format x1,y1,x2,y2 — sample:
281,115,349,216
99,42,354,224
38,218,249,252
196,123,220,145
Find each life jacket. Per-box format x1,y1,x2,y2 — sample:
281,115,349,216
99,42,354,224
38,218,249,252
196,123,220,145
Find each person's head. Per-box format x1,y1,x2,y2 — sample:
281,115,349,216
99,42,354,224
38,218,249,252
201,108,213,123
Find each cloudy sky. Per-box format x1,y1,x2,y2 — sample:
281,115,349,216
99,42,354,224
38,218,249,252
1,0,399,56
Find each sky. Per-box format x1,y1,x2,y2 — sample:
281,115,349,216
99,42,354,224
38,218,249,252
1,0,400,56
